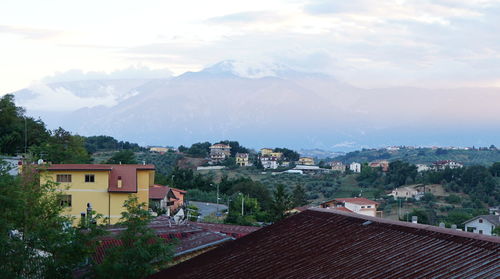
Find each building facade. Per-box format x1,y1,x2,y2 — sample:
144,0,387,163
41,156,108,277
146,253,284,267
209,144,231,163
298,157,315,166
235,153,250,167
40,164,155,225
464,215,499,236
349,162,361,173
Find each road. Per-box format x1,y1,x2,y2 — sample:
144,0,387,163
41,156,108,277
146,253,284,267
189,201,228,218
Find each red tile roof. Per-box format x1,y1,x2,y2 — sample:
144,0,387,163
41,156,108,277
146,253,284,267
149,209,500,279
193,222,260,238
336,197,379,205
149,185,170,200
94,217,233,264
44,164,113,171
331,206,354,213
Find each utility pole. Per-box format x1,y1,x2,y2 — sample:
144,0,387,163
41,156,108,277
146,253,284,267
214,183,220,216
24,117,27,154
241,194,245,216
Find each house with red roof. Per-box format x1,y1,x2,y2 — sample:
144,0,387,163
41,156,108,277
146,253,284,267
149,185,187,215
40,164,155,224
320,197,380,217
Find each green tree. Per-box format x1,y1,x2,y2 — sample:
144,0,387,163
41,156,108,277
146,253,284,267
273,147,300,161
490,162,500,177
0,162,104,278
0,94,50,155
31,127,91,164
93,196,175,278
270,184,292,222
291,184,307,207
106,149,137,164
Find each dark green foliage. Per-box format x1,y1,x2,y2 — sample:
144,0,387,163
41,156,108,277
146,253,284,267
292,184,307,207
0,94,50,155
170,167,213,191
273,147,300,161
216,140,249,156
270,184,292,222
445,194,462,204
184,142,211,157
30,127,92,164
84,135,145,153
225,195,262,226
490,162,500,177
226,180,272,211
105,149,137,164
0,163,105,278
386,161,417,187
93,196,175,278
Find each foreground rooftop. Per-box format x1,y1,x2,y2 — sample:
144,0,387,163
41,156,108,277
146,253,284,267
150,209,500,279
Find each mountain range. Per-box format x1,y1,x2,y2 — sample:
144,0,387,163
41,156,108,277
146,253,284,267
12,60,500,151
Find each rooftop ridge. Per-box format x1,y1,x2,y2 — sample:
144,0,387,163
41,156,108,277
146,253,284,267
310,208,500,244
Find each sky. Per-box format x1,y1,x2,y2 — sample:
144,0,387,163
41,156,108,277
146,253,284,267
2,0,500,94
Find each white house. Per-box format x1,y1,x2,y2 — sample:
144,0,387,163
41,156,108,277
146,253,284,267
416,164,430,172
261,156,278,169
1,156,21,176
433,160,463,170
463,215,499,236
389,186,424,200
320,197,379,217
349,162,361,173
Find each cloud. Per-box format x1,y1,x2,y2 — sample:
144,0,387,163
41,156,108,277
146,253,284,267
42,66,173,83
206,11,281,23
332,141,357,148
21,83,120,111
0,24,63,40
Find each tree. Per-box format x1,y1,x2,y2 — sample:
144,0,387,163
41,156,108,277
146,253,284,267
270,184,292,222
0,162,104,278
185,142,211,157
489,162,500,177
216,140,248,156
273,148,300,161
291,184,307,207
106,149,137,164
93,196,175,278
0,94,49,155
31,127,92,164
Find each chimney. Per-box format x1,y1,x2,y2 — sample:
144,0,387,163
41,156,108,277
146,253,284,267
439,222,445,228
451,224,457,230
411,216,418,224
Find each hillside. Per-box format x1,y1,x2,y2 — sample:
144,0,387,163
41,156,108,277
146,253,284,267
13,60,500,150
333,147,500,166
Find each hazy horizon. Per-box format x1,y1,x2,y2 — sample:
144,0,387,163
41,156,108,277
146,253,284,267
2,1,500,151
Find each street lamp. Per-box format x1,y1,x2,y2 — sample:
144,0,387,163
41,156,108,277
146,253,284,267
239,193,244,216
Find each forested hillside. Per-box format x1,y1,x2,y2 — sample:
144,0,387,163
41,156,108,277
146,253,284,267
334,147,500,166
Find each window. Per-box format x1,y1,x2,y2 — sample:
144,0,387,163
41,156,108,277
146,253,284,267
56,174,72,183
479,230,483,234
361,206,365,208
59,195,72,207
367,206,372,208
479,219,483,223
85,174,95,183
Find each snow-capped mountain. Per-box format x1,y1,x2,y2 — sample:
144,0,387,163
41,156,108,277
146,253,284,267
11,60,500,150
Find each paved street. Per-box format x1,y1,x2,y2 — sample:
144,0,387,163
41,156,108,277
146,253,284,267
189,201,228,218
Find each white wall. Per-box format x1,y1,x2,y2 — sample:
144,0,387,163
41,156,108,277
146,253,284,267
465,218,496,236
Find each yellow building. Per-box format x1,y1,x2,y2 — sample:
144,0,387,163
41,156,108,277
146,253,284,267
260,148,274,156
40,164,155,225
270,152,284,159
149,146,169,153
235,153,250,167
298,157,315,166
